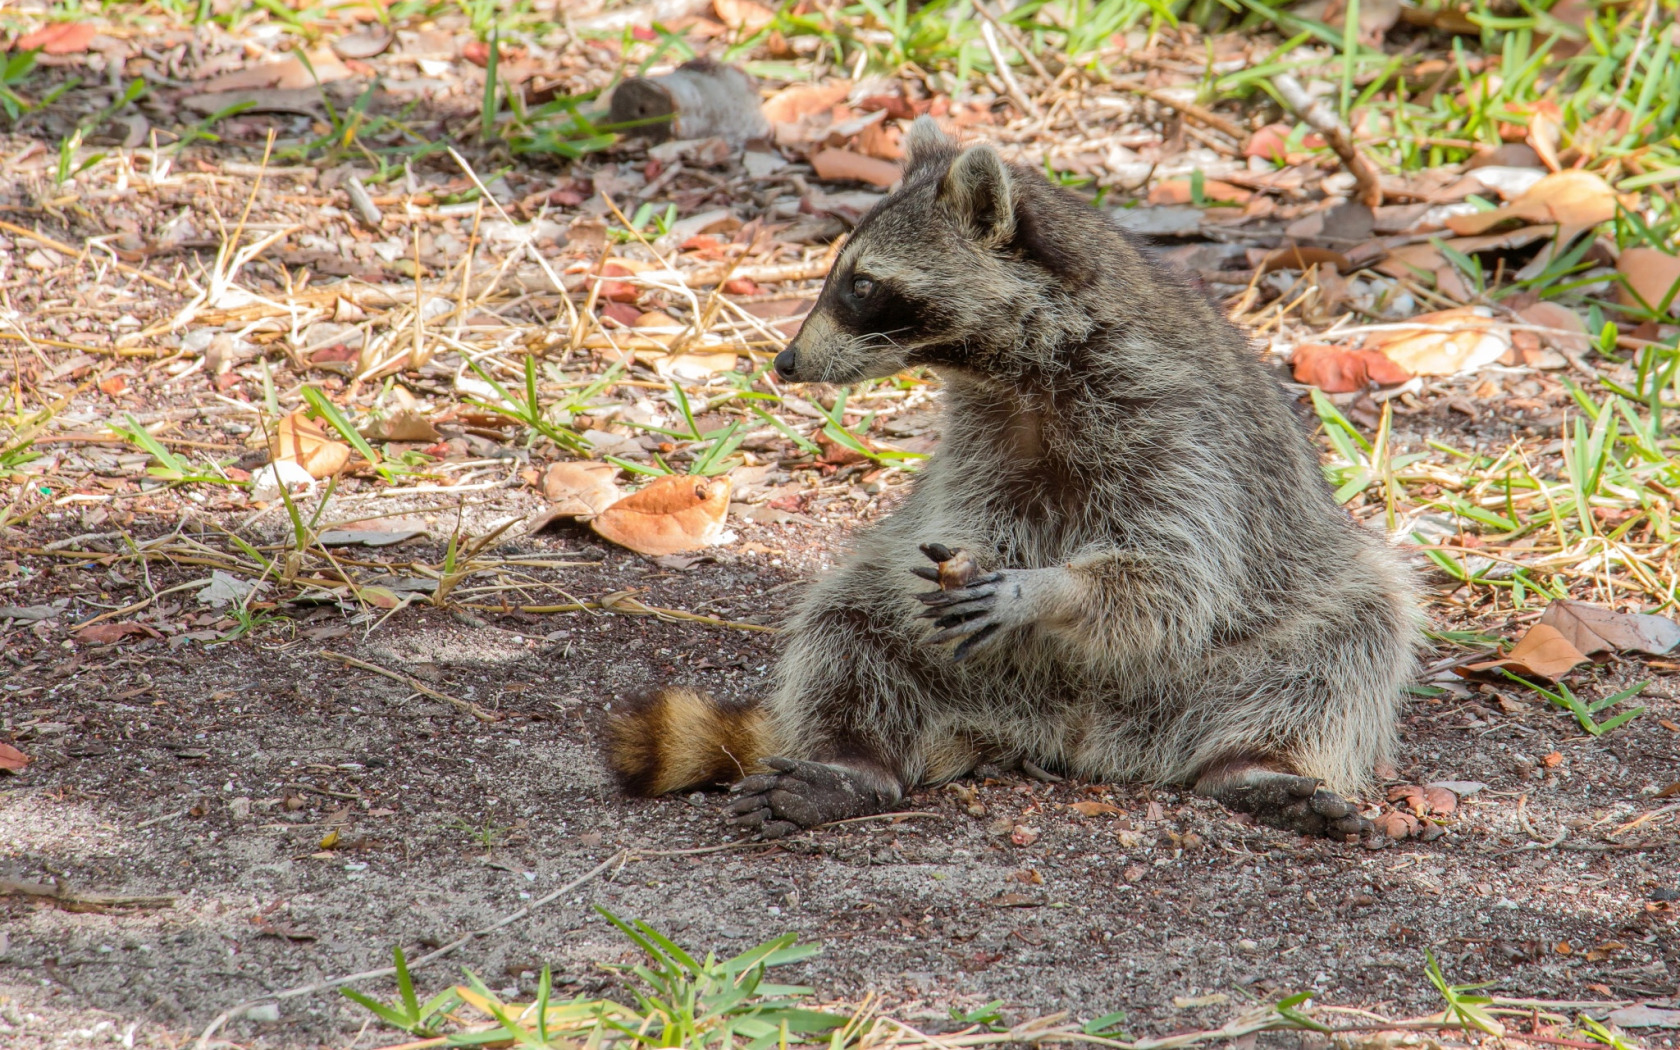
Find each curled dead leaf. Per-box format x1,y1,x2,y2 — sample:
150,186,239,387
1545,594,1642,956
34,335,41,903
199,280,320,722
1460,622,1589,680
273,410,351,479
75,621,161,645
811,148,901,189
542,461,623,518
1444,170,1619,238
15,22,98,54
1291,343,1413,393
590,473,731,556
1539,600,1680,657
1068,801,1125,817
1373,810,1419,840
1369,306,1511,377
1618,248,1680,317
0,742,30,774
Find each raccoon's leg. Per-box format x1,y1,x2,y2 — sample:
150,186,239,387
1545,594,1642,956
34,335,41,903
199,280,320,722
1193,756,1372,841
724,563,958,839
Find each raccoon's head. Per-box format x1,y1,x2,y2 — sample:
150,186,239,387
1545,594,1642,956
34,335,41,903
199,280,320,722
775,117,1097,385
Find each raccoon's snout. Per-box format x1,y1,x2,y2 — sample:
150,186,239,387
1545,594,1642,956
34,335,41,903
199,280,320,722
774,347,799,381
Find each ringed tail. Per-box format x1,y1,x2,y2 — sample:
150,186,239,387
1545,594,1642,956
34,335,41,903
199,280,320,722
605,688,770,796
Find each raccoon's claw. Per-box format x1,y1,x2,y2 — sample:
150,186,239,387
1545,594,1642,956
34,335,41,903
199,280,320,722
726,757,893,838
913,579,1003,608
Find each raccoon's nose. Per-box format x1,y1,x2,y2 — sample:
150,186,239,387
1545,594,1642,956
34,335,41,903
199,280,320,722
774,347,799,381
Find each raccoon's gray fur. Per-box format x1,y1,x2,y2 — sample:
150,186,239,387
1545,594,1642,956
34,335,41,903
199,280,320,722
607,117,1419,840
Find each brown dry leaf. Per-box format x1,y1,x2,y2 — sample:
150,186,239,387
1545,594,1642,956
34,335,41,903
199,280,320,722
1541,751,1564,767
1010,825,1041,847
1460,623,1589,679
713,0,776,33
15,22,98,54
273,411,351,479
1387,784,1458,816
360,409,440,443
75,622,159,645
1259,246,1352,274
1373,810,1419,840
0,742,29,774
761,80,851,124
542,461,623,518
1068,801,1124,817
1291,343,1413,393
654,352,740,381
811,148,900,188
590,473,731,556
1517,300,1590,355
1147,179,1251,206
1443,171,1618,238
1618,248,1680,317
634,310,682,328
1539,600,1680,656
1369,306,1511,376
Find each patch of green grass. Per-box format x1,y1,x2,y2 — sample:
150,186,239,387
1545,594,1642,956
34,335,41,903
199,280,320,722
111,414,247,487
1498,671,1647,736
343,910,848,1049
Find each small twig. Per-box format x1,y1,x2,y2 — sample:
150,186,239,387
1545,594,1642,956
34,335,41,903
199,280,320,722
317,650,501,723
1270,73,1383,208
979,21,1042,121
460,592,778,633
0,877,176,911
282,782,365,802
0,219,177,292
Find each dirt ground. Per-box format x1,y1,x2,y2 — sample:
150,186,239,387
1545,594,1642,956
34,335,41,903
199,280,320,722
4,503,1680,1049
1,1,1679,1047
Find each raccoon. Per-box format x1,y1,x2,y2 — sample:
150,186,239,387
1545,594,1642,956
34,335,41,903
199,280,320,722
606,117,1419,840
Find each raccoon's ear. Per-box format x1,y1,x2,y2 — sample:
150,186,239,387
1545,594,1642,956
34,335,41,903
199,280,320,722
939,145,1016,247
902,116,956,176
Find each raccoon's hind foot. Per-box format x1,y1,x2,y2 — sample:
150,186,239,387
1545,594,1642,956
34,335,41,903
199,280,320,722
1195,762,1372,842
726,757,899,839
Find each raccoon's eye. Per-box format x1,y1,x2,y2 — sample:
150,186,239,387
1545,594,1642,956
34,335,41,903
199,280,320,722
851,276,875,300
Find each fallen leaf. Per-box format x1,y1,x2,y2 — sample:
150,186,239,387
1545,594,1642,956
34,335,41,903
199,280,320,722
1516,300,1590,355
1291,343,1413,392
317,529,425,547
811,148,901,188
98,375,127,396
273,410,351,479
633,310,682,328
1460,622,1589,679
761,80,852,125
1373,810,1419,839
1369,306,1511,376
1148,178,1251,205
1068,801,1124,817
1541,751,1564,768
653,352,740,381
360,408,441,443
1387,784,1458,816
74,622,159,645
1259,246,1352,274
1444,170,1619,238
712,0,776,33
590,473,731,556
1607,1006,1680,1030
0,742,29,774
15,22,98,54
1010,825,1041,847
318,829,341,850
1618,248,1680,317
197,571,255,608
992,892,1042,907
542,461,623,518
1539,600,1680,656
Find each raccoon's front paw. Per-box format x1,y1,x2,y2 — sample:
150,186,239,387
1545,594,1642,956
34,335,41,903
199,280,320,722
725,757,894,838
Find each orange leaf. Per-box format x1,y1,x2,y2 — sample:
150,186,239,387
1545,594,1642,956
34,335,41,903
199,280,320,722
0,742,30,774
810,148,901,188
1291,343,1412,393
1618,248,1680,317
1443,171,1618,237
590,473,731,556
75,621,160,645
1460,622,1589,680
542,461,623,518
712,0,776,33
1367,306,1510,377
1068,801,1124,817
272,410,351,479
761,80,852,125
15,22,98,54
